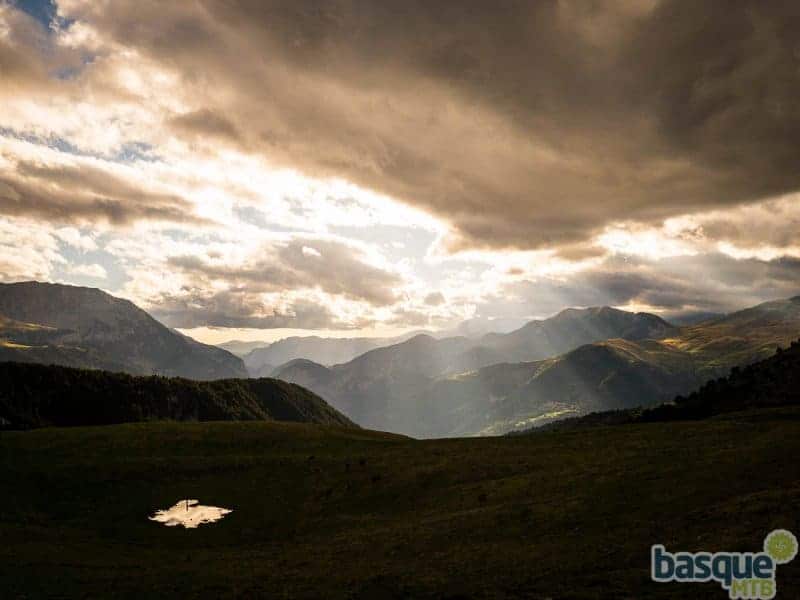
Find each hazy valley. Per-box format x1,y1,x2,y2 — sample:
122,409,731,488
264,297,800,437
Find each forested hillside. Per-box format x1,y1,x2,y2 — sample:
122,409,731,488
0,362,355,429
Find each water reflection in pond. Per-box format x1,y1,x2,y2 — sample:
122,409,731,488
149,499,232,528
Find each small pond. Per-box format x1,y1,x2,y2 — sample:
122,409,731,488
149,499,232,528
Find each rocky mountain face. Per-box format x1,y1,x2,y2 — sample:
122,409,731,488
0,282,247,380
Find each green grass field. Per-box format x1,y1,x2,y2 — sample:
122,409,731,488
2,409,800,599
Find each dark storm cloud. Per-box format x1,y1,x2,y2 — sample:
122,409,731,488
698,201,800,251
53,0,800,251
167,237,402,306
0,161,204,225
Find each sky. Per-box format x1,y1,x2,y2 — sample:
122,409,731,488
1,0,800,344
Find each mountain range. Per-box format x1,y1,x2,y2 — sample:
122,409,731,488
271,306,680,436
271,298,800,437
0,282,246,380
218,339,274,357
448,297,800,434
3,280,800,439
241,332,428,377
232,317,529,375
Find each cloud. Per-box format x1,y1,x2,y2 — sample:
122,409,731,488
40,0,800,252
150,290,351,330
424,292,445,306
386,308,431,328
1,1,800,337
0,7,51,94
485,252,800,321
68,262,107,278
0,158,205,226
113,232,412,331
693,195,800,256
54,227,96,251
166,237,402,306
0,217,64,282
301,245,321,258
167,109,241,143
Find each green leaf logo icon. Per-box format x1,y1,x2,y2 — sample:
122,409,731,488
764,529,798,565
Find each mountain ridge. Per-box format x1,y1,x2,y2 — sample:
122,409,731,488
271,305,681,436
242,330,434,375
0,361,355,430
0,281,247,380
451,296,800,434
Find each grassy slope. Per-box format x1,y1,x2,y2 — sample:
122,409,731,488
445,299,800,435
660,297,800,376
536,338,800,433
489,338,701,431
2,413,799,599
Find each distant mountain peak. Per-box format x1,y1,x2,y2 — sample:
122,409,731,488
405,333,437,344
553,305,618,319
280,357,330,370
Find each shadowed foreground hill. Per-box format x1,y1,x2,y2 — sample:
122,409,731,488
1,408,798,598
0,362,355,429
